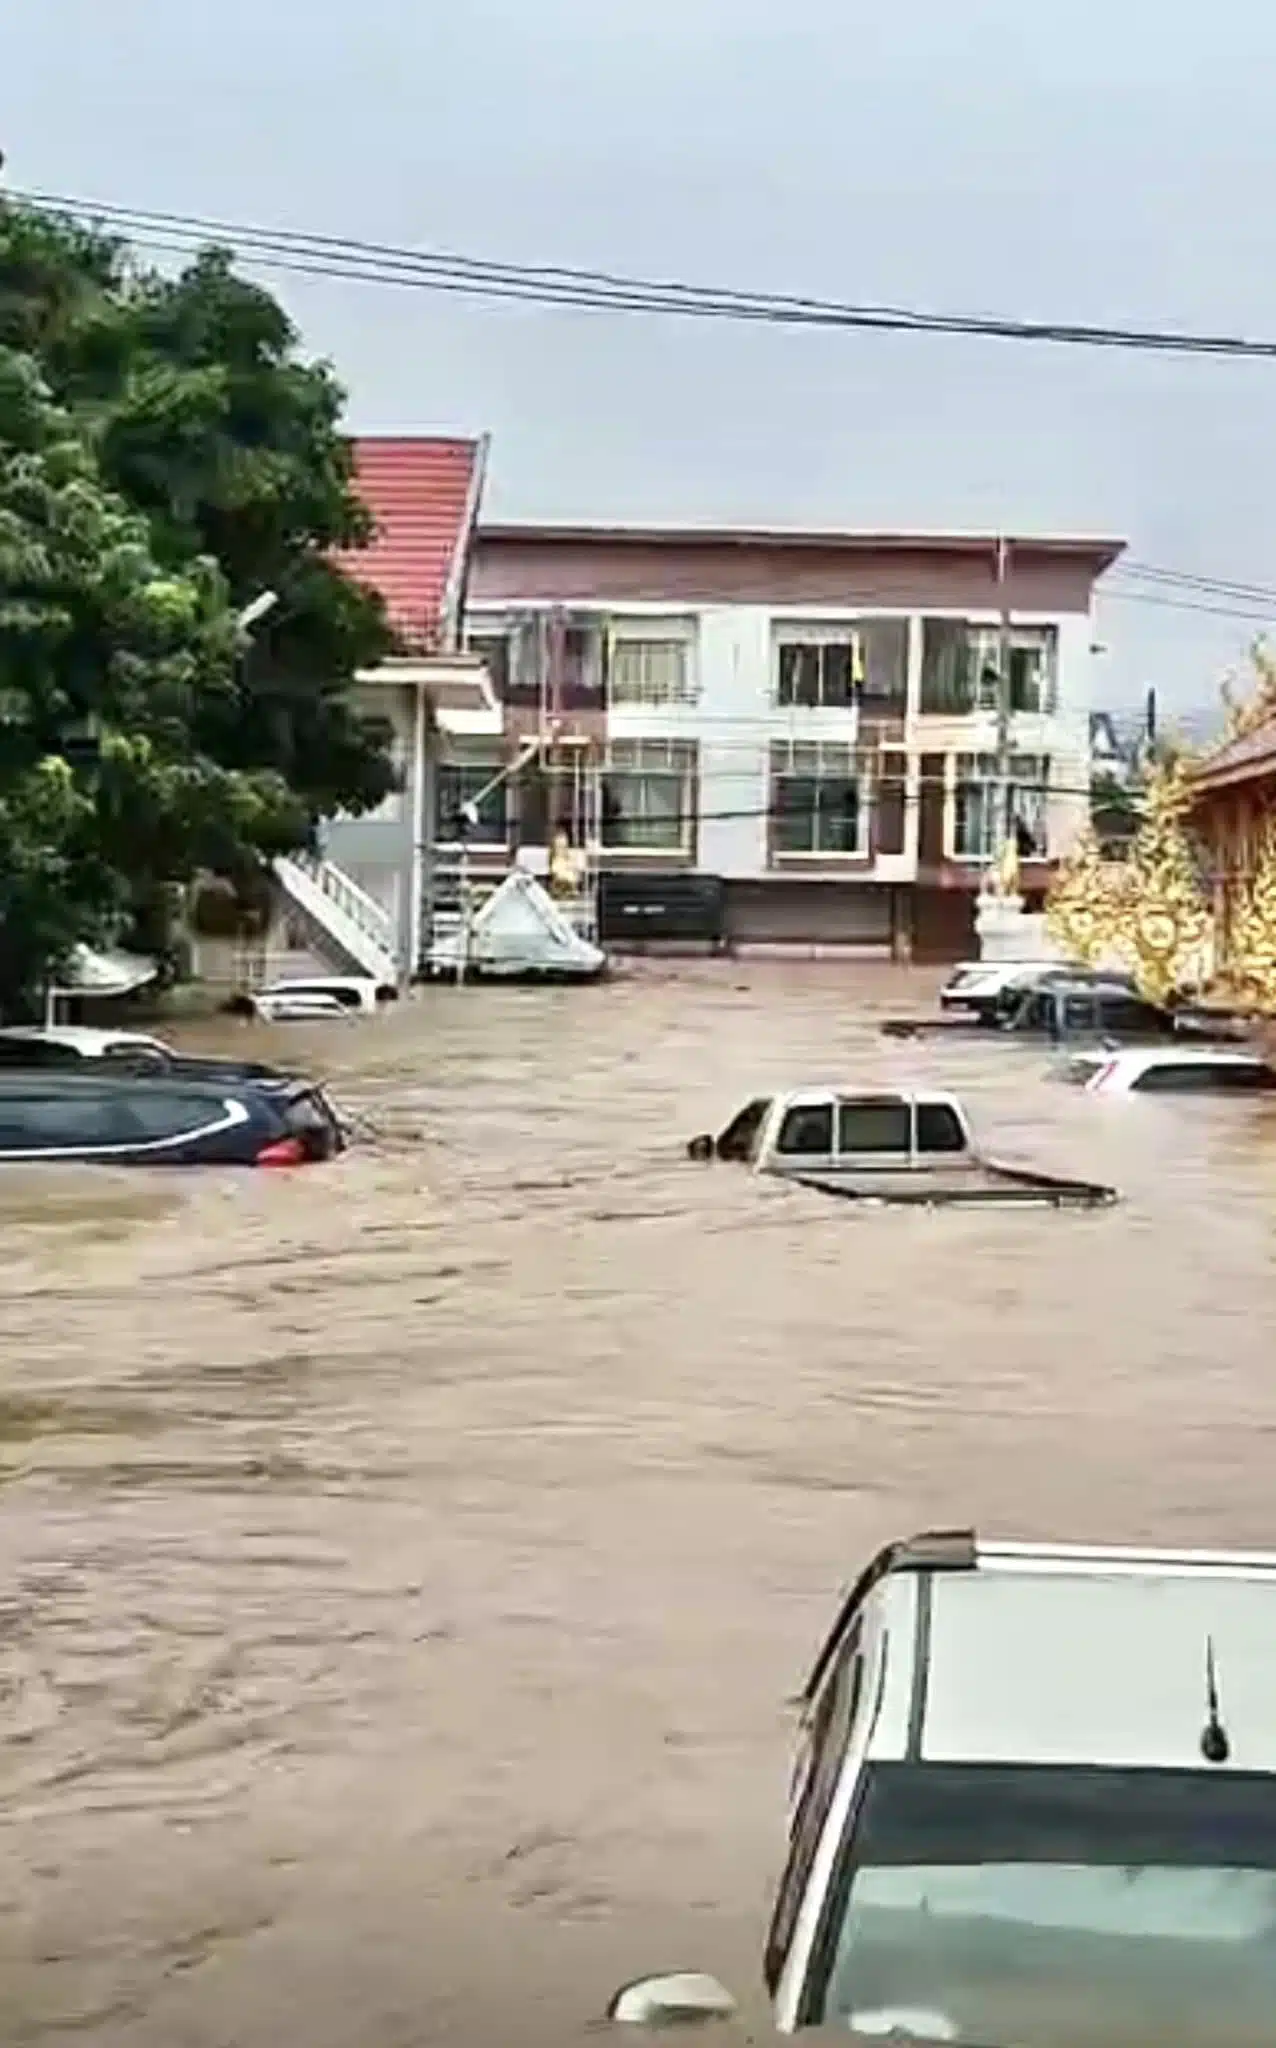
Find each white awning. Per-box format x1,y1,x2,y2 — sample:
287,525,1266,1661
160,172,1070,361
53,945,159,998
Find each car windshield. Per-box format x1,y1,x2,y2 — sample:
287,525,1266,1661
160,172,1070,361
816,1762,1276,2047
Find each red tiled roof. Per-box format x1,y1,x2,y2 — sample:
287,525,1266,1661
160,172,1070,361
1189,719,1276,793
338,436,488,651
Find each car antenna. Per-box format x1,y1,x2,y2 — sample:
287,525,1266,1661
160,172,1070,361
1201,1635,1231,1765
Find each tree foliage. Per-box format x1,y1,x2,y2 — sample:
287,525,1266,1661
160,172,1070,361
0,198,398,1009
0,344,307,1009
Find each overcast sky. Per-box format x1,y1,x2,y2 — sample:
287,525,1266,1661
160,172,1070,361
6,0,1276,717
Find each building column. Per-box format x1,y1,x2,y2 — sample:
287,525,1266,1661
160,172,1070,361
402,681,431,985
890,886,914,963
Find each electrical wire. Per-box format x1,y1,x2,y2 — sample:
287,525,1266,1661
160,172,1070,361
15,185,1276,363
10,191,1276,623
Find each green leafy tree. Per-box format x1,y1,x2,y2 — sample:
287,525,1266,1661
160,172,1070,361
0,344,305,1013
0,200,398,822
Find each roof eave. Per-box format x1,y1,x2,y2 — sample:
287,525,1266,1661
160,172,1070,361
476,521,1126,570
440,432,491,651
1191,755,1276,796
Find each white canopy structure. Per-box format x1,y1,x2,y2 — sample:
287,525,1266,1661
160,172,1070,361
427,869,606,981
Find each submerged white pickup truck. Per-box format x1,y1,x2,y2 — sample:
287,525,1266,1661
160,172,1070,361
687,1087,1116,1208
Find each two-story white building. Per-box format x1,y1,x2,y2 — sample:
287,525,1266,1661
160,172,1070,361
458,522,1123,959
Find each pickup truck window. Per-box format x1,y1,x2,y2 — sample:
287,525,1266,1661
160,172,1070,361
776,1103,835,1156
836,1100,911,1153
1100,997,1166,1036
916,1102,967,1153
1062,994,1097,1032
1014,991,1051,1031
716,1097,772,1160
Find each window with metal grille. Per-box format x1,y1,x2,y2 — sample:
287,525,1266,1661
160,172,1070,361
771,742,869,856
602,739,696,852
609,636,695,707
952,752,1050,860
436,746,509,846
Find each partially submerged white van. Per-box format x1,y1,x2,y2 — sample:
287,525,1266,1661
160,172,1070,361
613,1529,1276,2043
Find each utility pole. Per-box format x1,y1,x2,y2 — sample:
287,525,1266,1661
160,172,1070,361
992,535,1013,870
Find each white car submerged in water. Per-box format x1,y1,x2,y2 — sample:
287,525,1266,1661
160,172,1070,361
612,1529,1276,2042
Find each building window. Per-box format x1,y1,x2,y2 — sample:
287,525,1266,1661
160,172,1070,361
609,634,696,707
774,620,909,712
771,742,869,856
466,615,605,708
602,740,696,852
776,637,860,709
464,628,511,697
436,747,508,846
921,623,1058,715
952,753,1050,860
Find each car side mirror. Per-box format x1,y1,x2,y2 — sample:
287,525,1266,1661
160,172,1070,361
686,1134,716,1162
608,1973,737,2027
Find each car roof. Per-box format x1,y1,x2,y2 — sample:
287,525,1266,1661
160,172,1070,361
0,1024,168,1051
828,1532,1276,1773
1100,1046,1266,1073
0,1069,309,1101
774,1086,963,1108
1025,975,1139,995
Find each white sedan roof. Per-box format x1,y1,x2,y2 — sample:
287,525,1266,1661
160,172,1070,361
1097,1046,1264,1076
0,1025,170,1054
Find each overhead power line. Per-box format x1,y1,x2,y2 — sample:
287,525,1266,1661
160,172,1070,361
10,189,1276,634
1101,587,1276,623
14,186,1276,363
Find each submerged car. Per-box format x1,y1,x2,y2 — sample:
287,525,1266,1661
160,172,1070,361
687,1088,1116,1208
0,1025,292,1086
938,961,1136,1024
0,1071,343,1166
1060,1046,1276,1096
888,977,1240,1046
612,1528,1276,2041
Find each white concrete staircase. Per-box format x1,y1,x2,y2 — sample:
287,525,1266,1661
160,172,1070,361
273,852,400,985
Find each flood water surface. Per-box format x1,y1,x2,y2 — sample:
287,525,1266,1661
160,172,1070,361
3,962,1276,2045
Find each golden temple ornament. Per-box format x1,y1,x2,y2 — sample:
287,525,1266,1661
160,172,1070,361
1103,757,1211,1004
1044,825,1126,967
1219,639,1276,744
1219,814,1276,1015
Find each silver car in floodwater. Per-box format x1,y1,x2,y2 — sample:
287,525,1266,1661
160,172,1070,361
612,1530,1276,2043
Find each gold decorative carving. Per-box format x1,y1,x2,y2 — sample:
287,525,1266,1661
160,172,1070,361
1108,757,1211,1003
1044,826,1123,967
1219,639,1276,745
1049,758,1210,1001
1218,814,1276,1015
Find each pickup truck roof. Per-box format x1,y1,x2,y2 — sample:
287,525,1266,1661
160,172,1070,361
690,1090,1117,1208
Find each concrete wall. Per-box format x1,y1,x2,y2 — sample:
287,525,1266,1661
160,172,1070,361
321,679,421,974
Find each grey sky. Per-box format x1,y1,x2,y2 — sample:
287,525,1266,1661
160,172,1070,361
6,0,1276,716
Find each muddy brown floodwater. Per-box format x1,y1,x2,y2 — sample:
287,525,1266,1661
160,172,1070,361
4,961,1276,2047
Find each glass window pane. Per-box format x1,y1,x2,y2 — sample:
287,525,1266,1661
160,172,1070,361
815,780,861,852
774,776,817,853
916,1103,967,1153
776,1103,834,1155
836,1100,911,1152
